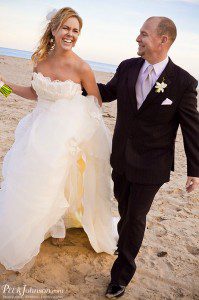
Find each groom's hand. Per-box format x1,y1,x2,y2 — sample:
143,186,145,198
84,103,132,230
186,176,199,193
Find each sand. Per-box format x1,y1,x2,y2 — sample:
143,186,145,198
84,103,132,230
0,56,198,300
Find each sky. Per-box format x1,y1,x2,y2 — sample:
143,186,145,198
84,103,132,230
0,0,199,78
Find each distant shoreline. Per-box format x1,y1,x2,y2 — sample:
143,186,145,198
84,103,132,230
0,55,115,80
0,54,30,61
0,47,117,74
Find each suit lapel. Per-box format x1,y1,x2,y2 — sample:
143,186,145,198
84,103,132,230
127,57,145,115
137,58,175,115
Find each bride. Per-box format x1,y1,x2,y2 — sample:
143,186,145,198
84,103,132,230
0,7,117,272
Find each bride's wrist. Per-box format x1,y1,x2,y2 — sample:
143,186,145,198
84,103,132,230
0,79,13,97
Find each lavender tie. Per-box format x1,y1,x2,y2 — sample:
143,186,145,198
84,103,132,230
141,65,154,107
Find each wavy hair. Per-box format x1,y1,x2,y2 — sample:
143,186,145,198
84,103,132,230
31,7,83,64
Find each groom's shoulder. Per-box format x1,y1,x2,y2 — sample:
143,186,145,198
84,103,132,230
171,60,198,86
118,57,142,71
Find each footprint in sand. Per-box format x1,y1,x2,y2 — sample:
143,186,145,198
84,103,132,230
186,245,199,256
85,273,105,284
166,261,174,271
154,224,167,237
69,270,86,285
156,216,167,222
168,188,184,195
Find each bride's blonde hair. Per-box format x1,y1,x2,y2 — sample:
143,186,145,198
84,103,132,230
31,7,83,64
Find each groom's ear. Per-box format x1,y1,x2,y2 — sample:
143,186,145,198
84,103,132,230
161,36,168,45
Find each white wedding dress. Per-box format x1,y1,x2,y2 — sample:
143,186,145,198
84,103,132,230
0,72,118,271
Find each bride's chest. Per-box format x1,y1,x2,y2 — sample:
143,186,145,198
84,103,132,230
31,72,82,101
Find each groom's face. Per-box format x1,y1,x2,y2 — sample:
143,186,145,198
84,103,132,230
136,19,163,61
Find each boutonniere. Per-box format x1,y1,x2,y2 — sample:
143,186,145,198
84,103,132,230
155,77,167,93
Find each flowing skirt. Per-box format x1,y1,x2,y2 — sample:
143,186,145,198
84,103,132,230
0,95,118,271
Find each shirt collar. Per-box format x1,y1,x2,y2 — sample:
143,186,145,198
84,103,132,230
142,56,169,76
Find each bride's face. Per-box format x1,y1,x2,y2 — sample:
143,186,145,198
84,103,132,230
52,17,80,51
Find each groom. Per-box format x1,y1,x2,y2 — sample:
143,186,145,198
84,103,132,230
97,17,199,298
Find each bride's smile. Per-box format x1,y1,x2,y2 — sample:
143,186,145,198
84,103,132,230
53,17,80,51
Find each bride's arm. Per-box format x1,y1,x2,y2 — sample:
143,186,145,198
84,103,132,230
0,73,37,101
80,63,102,107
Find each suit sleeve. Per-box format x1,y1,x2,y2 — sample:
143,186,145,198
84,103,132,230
178,78,199,177
97,63,122,102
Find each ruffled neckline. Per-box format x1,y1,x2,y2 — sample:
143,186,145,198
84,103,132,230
32,72,82,87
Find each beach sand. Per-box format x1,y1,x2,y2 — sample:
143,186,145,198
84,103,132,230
0,56,198,300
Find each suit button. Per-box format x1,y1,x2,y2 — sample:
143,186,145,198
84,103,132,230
129,135,133,139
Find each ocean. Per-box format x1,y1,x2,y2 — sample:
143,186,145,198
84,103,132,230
0,47,117,73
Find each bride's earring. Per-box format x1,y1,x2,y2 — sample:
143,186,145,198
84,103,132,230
49,37,55,49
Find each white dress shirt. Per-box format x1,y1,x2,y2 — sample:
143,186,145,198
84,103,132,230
136,56,169,109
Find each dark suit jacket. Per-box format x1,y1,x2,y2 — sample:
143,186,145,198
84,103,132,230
98,57,199,184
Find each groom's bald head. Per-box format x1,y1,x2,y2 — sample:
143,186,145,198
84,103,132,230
146,16,177,45
136,16,177,63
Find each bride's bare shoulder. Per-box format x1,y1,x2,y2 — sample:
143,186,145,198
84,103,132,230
33,58,49,74
73,53,92,74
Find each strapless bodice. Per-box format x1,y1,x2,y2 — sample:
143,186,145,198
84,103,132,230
31,72,82,102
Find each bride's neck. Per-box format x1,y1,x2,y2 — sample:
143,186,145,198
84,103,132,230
51,48,74,60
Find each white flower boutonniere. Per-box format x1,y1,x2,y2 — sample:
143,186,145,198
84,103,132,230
155,77,167,93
